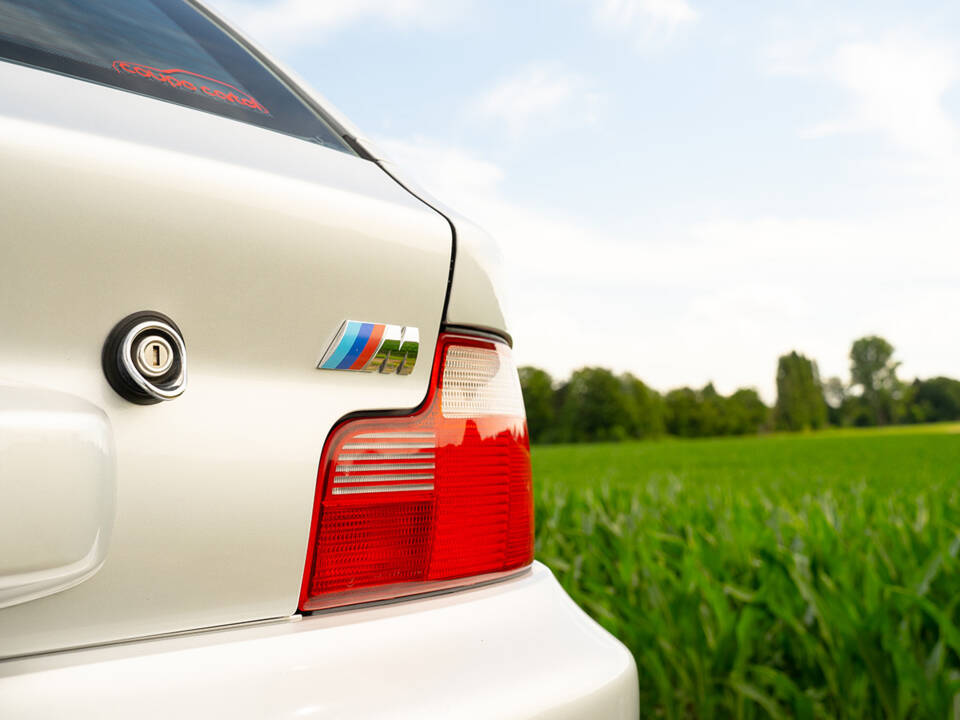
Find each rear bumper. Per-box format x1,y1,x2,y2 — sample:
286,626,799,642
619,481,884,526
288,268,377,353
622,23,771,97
0,562,638,719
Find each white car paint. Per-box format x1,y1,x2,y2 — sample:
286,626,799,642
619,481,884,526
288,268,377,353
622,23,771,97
378,158,513,341
0,564,639,719
0,384,115,609
0,2,639,716
0,58,451,657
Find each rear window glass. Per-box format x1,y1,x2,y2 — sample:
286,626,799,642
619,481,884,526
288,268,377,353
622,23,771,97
0,0,353,153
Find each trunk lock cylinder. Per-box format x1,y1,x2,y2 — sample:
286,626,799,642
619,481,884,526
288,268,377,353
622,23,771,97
102,311,187,404
135,335,174,377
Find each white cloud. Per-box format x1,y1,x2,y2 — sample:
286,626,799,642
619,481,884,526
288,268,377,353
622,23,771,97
210,0,459,48
762,34,830,77
469,63,602,138
808,36,959,161
765,29,960,165
379,136,960,401
591,0,698,48
380,136,504,200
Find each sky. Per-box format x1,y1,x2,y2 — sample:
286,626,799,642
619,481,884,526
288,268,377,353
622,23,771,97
214,0,960,401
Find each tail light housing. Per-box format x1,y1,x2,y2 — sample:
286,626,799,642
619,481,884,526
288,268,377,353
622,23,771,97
299,331,534,611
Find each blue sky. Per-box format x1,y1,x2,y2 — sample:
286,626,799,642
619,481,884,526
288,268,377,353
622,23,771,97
215,0,960,400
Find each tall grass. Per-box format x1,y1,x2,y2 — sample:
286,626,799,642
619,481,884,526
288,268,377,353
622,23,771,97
533,427,960,718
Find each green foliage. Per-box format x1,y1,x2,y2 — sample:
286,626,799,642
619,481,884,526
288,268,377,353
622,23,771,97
774,351,828,431
850,336,901,426
557,367,637,442
823,376,848,426
521,367,769,442
518,366,556,443
665,384,769,438
664,387,704,437
622,373,666,439
533,427,960,719
522,367,668,443
907,377,960,424
520,335,955,442
727,388,770,435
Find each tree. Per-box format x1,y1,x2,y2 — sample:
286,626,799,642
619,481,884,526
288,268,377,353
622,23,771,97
662,384,720,438
698,383,729,437
849,336,900,425
557,367,635,442
664,387,702,437
774,351,828,431
822,376,848,426
725,388,770,435
908,377,960,423
662,384,768,438
622,373,665,439
518,366,556,443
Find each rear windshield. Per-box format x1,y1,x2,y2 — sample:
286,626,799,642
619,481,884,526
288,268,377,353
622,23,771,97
0,0,353,153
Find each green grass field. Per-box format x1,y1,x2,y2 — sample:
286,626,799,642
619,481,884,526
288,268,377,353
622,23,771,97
532,424,960,719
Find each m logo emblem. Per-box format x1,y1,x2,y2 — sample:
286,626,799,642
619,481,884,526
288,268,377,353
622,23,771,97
318,321,420,375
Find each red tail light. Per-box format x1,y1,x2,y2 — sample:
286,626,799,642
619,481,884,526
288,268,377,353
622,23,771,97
299,332,534,611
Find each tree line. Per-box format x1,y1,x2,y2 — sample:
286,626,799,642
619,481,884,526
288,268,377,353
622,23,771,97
519,335,960,443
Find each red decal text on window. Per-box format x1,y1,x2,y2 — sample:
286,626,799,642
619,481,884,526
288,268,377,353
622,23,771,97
112,61,269,114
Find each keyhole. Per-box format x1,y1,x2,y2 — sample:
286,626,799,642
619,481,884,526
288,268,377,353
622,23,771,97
135,335,174,377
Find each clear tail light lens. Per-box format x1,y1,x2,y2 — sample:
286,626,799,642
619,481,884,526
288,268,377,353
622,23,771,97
299,332,534,611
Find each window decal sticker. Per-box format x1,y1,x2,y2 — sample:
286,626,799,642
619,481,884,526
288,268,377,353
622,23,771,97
112,61,269,114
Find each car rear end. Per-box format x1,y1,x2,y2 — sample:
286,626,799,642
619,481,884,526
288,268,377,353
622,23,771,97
0,1,638,717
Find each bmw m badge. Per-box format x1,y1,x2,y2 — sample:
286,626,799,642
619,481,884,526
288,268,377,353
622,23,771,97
318,321,419,375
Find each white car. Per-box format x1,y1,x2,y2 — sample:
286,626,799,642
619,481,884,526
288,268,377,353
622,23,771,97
0,1,638,717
